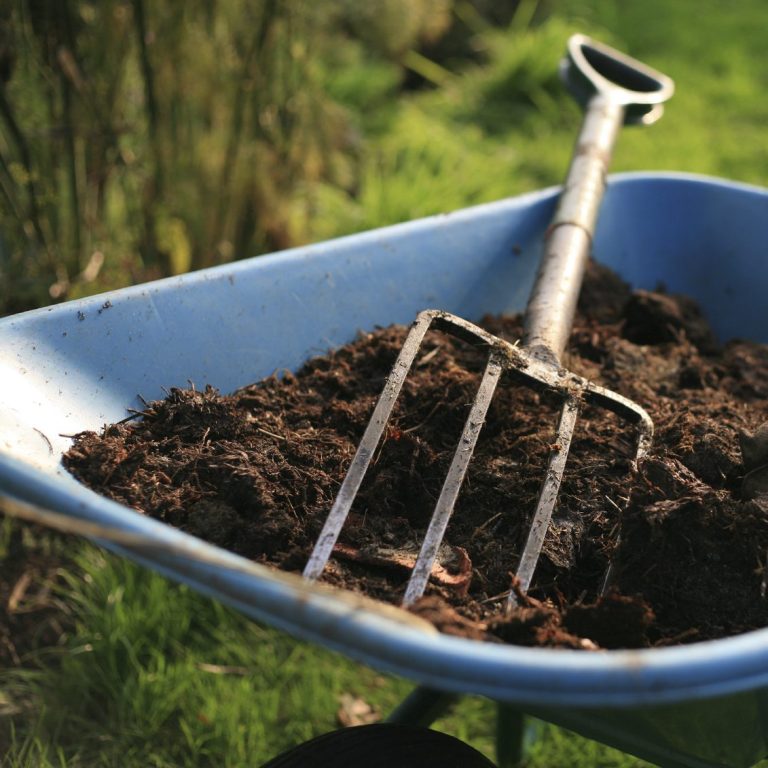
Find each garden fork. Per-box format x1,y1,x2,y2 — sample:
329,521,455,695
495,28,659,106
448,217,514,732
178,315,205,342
304,35,673,610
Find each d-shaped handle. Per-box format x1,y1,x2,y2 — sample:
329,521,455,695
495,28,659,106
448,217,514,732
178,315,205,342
561,34,675,124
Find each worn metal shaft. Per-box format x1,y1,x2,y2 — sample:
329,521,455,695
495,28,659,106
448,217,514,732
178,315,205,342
523,97,624,366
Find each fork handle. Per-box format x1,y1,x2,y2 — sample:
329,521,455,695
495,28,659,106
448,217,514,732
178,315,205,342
522,95,624,365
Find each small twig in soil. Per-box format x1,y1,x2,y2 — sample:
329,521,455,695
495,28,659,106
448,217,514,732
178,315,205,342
118,409,151,424
286,499,300,521
415,344,442,367
256,426,287,441
655,628,700,646
478,589,513,605
469,512,503,540
402,401,444,435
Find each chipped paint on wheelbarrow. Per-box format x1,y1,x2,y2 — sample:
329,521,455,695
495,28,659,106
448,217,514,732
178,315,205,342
1,172,768,768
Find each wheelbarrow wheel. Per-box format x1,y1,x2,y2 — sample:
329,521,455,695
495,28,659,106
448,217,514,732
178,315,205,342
259,723,497,767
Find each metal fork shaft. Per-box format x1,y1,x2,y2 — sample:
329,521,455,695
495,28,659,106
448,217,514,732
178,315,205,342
523,97,624,366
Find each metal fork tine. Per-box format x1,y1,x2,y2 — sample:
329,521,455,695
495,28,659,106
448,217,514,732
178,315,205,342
507,393,581,608
402,352,504,607
303,311,435,582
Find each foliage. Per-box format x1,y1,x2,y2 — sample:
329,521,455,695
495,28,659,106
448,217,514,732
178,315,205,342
4,0,766,315
0,0,420,313
307,14,583,241
309,0,768,247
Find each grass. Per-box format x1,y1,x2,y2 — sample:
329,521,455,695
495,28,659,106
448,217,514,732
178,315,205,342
309,0,768,243
3,0,768,765
1,548,654,767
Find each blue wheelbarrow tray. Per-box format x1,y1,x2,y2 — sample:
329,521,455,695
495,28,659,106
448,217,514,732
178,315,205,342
2,172,768,768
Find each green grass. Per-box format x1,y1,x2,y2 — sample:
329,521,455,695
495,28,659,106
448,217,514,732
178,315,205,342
3,0,768,766
309,0,768,243
1,548,654,767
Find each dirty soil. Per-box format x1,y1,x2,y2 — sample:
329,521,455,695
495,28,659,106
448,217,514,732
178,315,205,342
63,262,768,650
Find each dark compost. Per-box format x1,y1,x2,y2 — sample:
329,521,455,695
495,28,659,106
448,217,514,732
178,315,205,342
63,262,768,650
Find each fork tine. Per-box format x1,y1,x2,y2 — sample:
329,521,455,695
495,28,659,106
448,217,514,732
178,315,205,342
303,311,435,582
507,393,581,608
402,352,504,606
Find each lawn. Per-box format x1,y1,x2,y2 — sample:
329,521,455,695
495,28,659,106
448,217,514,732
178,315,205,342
1,0,768,766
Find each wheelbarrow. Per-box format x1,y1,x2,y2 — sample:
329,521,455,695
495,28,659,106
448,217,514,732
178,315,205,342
1,171,768,767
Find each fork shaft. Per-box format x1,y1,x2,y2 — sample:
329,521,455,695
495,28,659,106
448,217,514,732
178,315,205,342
523,96,624,365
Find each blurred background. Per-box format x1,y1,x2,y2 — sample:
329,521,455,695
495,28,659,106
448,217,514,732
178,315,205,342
0,1,767,766
1,0,766,317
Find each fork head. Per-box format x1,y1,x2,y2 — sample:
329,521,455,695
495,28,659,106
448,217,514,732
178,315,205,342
303,309,653,608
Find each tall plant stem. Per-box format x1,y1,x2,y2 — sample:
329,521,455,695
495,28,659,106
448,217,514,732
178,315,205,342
206,0,278,267
132,0,168,274
0,87,50,256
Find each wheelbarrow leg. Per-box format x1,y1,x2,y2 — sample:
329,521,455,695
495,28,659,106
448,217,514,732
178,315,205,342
496,703,526,767
386,685,460,727
386,688,530,768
